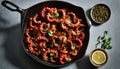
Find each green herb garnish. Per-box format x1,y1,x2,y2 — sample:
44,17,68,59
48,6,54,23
50,52,54,57
71,45,75,50
96,31,112,50
101,31,108,40
48,30,54,36
54,12,60,18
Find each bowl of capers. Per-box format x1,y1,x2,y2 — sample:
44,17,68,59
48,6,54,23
90,4,111,24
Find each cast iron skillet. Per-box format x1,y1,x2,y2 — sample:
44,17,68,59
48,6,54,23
1,0,91,67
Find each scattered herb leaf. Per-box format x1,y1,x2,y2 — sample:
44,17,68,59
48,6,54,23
95,43,100,48
71,45,75,50
97,36,101,42
54,12,60,18
106,45,112,49
50,52,54,57
48,30,54,36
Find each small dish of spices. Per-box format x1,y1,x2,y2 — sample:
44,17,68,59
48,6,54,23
90,4,111,24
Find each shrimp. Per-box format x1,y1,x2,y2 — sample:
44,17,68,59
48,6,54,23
33,14,41,24
42,49,58,62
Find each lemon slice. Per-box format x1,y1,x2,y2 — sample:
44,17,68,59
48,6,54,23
92,50,107,65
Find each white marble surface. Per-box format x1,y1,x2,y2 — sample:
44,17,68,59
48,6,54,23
0,0,120,69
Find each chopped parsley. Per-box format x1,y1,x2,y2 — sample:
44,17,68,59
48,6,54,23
50,52,54,57
48,30,54,36
54,12,60,18
71,45,75,50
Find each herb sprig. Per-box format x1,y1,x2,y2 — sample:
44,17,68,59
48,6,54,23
96,31,112,50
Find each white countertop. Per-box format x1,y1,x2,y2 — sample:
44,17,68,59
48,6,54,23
0,0,120,69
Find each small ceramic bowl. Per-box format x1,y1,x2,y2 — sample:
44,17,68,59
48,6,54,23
90,4,111,24
89,48,108,67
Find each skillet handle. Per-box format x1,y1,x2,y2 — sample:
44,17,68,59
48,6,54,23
1,0,23,13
